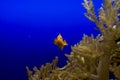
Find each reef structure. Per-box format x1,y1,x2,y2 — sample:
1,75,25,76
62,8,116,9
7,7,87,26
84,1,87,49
26,0,120,80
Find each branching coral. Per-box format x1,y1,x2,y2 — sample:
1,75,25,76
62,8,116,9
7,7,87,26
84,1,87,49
26,0,120,80
26,57,60,80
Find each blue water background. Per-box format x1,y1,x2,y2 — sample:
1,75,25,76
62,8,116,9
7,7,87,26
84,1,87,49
0,0,115,80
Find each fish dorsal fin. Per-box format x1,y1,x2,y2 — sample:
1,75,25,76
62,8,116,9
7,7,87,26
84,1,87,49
57,34,63,40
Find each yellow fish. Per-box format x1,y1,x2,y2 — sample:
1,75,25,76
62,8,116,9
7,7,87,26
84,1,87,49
54,34,68,50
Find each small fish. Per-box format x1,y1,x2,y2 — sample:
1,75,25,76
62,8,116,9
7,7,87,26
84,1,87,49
54,34,68,50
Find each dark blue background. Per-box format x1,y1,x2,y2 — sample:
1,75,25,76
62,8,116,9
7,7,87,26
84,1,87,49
0,0,113,80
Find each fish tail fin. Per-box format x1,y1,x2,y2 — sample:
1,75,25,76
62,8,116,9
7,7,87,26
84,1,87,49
63,40,68,45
